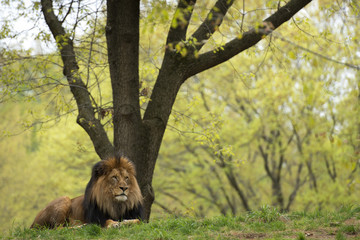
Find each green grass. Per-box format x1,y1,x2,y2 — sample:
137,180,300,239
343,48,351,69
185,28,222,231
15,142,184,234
2,205,360,240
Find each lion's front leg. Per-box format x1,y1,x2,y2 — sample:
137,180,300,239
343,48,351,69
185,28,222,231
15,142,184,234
105,219,141,228
31,196,72,229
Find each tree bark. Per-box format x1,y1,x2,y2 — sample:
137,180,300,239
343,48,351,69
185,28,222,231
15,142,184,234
106,0,158,221
106,0,142,156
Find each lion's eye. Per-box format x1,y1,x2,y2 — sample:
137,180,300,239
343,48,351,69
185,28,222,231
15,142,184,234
125,176,129,183
112,176,118,182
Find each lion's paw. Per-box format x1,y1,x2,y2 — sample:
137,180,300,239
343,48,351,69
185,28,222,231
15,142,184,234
121,219,141,225
105,220,121,228
105,219,141,228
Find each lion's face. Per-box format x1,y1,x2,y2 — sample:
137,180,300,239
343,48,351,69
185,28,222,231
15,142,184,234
87,157,143,218
108,168,132,202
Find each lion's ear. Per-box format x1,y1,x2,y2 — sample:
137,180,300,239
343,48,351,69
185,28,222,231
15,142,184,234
92,160,109,179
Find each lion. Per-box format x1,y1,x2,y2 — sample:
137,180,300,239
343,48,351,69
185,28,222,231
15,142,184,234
30,156,143,229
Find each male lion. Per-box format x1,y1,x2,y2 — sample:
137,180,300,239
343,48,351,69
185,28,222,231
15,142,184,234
31,156,143,228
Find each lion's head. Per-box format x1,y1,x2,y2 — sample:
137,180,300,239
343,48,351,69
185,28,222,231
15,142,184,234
83,156,143,224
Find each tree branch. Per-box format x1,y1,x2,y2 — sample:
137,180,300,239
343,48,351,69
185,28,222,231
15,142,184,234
190,0,235,51
324,156,337,182
306,157,318,192
258,145,275,182
185,0,313,78
285,163,305,211
41,0,113,159
166,0,196,44
275,34,360,70
60,0,75,24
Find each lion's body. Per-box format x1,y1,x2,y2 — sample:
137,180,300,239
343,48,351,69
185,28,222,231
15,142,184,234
31,156,143,228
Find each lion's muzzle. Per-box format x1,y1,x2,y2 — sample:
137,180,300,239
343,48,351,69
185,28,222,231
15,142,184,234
115,194,128,202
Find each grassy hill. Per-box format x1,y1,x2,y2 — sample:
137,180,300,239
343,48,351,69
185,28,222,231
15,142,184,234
2,205,360,240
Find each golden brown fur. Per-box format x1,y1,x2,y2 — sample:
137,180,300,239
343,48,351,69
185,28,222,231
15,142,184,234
31,156,143,228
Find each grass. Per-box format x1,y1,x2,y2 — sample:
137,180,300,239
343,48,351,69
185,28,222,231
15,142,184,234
2,205,360,240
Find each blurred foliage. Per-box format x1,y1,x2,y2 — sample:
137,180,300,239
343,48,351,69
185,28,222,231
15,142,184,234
0,0,359,233
0,100,98,232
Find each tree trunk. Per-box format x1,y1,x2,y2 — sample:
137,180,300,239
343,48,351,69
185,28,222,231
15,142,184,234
106,1,188,220
272,179,284,210
106,0,152,221
139,58,188,220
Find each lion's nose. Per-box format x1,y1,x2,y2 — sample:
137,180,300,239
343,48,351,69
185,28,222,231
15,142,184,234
120,187,128,191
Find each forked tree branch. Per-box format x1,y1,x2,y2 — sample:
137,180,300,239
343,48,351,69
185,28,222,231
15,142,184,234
185,0,313,78
41,0,114,159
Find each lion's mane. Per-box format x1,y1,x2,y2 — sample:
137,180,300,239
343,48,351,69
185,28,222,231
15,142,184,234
83,156,143,226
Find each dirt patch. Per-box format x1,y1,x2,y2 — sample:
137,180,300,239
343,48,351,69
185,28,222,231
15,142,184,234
297,229,337,239
225,229,344,239
227,231,266,239
344,218,360,226
218,218,360,239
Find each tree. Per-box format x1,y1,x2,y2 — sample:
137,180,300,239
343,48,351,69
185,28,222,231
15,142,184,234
2,0,318,220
